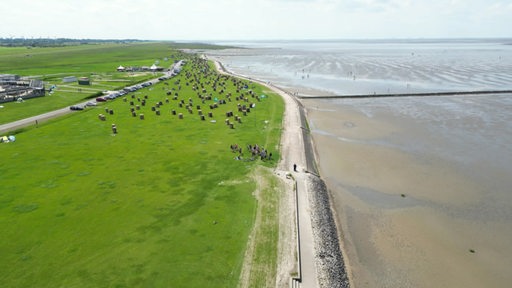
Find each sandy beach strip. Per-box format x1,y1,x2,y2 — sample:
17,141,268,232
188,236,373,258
211,56,351,288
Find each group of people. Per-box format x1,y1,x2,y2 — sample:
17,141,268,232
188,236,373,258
230,143,272,161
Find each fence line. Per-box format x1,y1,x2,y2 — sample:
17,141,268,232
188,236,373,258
291,178,302,288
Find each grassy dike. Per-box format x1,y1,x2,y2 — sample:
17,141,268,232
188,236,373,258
0,46,284,287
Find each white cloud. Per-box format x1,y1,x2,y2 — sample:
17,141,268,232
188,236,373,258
0,0,510,40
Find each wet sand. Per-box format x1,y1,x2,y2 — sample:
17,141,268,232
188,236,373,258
304,97,512,287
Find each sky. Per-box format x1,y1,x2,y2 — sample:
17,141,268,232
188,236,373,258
1,0,511,40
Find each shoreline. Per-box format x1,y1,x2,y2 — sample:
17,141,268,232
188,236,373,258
206,43,512,287
211,56,351,287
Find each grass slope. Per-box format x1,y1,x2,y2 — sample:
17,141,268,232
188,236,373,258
0,54,284,287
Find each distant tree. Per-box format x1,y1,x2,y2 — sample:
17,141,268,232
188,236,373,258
0,38,145,47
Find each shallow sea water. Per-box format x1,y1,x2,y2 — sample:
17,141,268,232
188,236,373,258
206,39,512,287
208,39,512,95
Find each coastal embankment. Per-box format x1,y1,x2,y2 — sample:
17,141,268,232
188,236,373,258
213,57,350,287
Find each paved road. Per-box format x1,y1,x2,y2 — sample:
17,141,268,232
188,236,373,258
0,106,73,134
294,173,319,288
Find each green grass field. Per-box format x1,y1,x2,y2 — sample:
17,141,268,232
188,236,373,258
0,42,185,124
0,44,284,287
0,42,178,75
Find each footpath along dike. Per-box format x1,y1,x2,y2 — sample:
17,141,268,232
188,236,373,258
260,70,351,287
212,57,350,287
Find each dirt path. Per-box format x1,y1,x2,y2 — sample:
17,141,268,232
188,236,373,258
238,167,272,288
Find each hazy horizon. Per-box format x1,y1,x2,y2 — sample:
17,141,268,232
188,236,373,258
1,0,510,41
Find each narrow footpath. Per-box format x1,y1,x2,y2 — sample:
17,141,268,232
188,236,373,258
276,80,320,288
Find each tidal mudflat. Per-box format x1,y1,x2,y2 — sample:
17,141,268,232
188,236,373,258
207,39,512,287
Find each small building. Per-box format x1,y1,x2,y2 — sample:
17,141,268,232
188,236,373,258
0,75,45,103
63,76,77,83
78,77,91,85
0,74,20,82
29,79,44,89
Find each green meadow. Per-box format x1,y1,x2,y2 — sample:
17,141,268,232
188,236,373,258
1,42,179,75
0,42,186,123
0,44,284,287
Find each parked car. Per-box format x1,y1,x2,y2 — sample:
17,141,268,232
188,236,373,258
96,97,107,102
85,101,97,107
70,105,84,110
